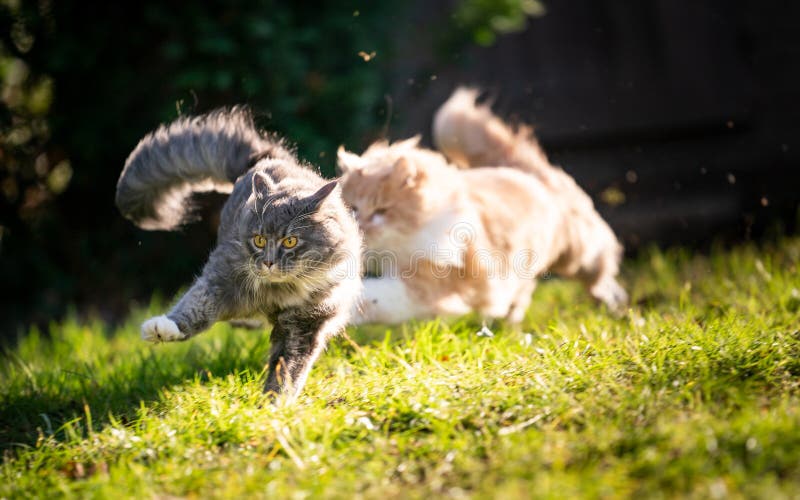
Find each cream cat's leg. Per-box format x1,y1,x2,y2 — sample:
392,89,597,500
588,275,628,313
579,243,628,314
505,279,537,324
351,276,429,325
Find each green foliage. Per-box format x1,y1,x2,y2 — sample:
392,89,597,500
130,3,387,171
451,0,546,47
2,239,800,497
0,0,393,331
2,1,389,213
0,0,551,339
0,8,62,224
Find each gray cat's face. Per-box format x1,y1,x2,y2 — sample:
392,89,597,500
238,174,340,283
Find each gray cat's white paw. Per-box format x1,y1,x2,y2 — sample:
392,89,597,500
141,315,185,343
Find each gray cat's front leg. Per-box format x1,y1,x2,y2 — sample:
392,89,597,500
141,275,225,342
263,308,346,401
142,249,239,343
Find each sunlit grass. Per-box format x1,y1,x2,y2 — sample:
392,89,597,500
2,239,800,498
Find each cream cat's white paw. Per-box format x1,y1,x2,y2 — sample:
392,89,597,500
590,278,629,315
141,315,185,342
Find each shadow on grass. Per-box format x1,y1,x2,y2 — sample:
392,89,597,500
0,317,449,451
0,282,666,453
0,326,273,451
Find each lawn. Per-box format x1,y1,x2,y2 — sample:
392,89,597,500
2,239,800,498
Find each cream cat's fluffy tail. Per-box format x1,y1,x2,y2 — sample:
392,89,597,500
433,87,627,311
116,107,293,230
433,88,547,171
433,87,592,208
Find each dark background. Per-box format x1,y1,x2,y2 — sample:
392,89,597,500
1,0,798,337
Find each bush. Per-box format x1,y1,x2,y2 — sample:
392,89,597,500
0,1,391,333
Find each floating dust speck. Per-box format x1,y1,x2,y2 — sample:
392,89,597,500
600,186,625,206
726,120,735,129
357,51,376,62
625,170,638,183
727,173,736,184
761,196,769,207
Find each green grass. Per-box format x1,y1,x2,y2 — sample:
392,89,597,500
2,239,800,499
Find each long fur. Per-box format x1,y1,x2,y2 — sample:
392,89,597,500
116,107,293,230
432,87,626,307
339,139,628,324
433,87,595,211
125,108,362,400
340,88,629,324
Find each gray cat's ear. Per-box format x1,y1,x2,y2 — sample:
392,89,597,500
336,146,365,175
304,180,339,211
252,172,275,198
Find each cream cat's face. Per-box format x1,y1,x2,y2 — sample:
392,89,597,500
338,154,430,250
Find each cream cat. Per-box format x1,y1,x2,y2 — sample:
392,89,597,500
338,89,627,324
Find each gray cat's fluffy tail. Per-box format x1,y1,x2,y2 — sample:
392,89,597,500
116,107,291,230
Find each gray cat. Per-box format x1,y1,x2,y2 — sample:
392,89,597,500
116,108,362,400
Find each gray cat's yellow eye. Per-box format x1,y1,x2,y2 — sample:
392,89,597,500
253,234,267,248
282,236,298,249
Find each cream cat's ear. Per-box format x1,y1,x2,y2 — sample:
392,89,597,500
336,146,366,174
391,157,426,188
392,135,421,150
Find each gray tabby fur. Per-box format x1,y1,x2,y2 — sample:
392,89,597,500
117,106,295,230
117,108,362,401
